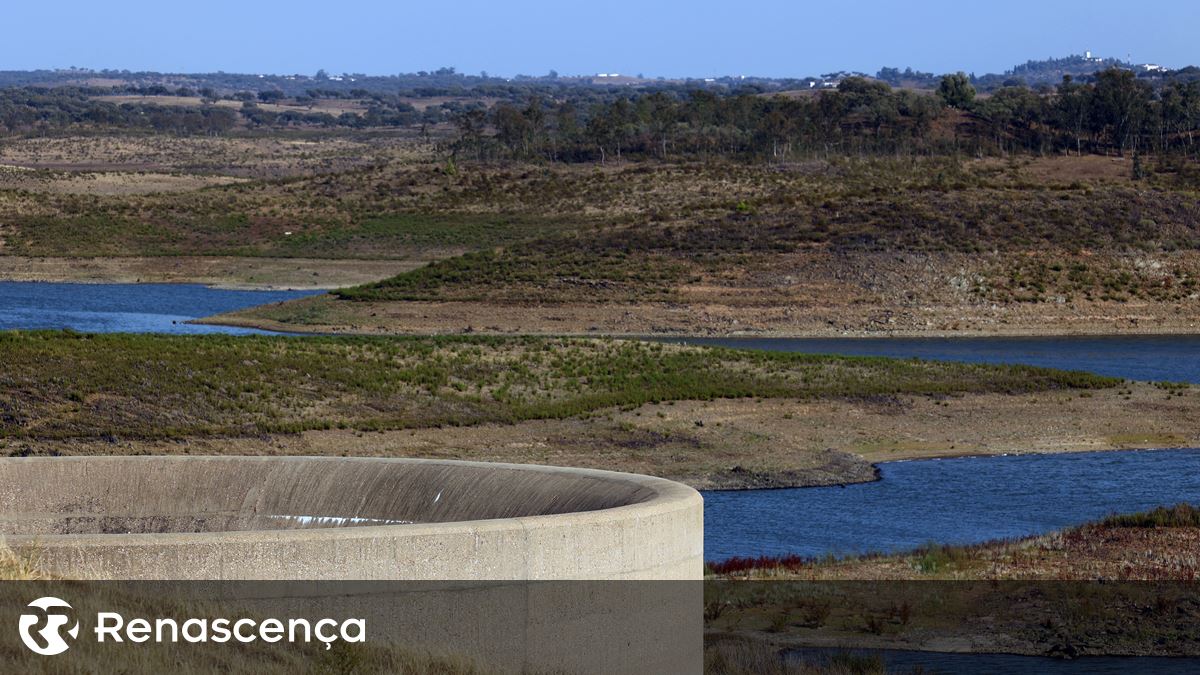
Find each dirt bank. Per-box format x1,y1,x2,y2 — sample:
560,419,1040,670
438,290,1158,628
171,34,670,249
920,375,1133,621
0,256,420,290
204,294,1200,337
202,249,1200,336
6,382,1195,490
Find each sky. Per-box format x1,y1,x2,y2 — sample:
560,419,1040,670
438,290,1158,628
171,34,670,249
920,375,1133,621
2,1,1197,79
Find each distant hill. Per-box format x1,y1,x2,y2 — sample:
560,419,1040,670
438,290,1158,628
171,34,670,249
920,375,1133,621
0,53,1189,102
877,53,1173,92
0,67,799,102
976,53,1135,89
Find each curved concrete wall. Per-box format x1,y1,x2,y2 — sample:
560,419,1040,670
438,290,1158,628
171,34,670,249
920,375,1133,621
0,456,703,581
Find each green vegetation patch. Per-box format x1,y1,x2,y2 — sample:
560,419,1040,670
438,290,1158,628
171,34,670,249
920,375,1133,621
270,213,565,258
0,332,1116,441
335,246,688,302
1102,503,1200,528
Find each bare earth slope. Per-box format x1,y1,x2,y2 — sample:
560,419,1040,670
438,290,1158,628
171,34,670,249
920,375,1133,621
5,144,1200,336
208,249,1200,336
194,154,1200,336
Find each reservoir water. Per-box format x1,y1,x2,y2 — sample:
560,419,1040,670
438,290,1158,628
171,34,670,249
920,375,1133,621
704,448,1200,561
672,335,1200,385
2,281,1197,561
0,281,321,334
680,335,1200,560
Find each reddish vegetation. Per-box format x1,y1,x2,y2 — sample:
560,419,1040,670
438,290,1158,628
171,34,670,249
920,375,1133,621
707,505,1200,581
707,554,814,576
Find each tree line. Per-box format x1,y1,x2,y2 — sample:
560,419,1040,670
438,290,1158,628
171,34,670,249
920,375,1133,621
455,69,1200,162
4,67,1200,162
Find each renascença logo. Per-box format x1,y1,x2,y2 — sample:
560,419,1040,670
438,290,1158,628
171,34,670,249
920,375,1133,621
17,596,366,655
19,597,80,655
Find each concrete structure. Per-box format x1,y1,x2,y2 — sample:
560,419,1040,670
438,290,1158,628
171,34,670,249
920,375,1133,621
0,455,703,581
1,456,704,672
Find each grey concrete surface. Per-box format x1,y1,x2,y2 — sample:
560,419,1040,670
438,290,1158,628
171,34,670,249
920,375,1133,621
0,456,704,581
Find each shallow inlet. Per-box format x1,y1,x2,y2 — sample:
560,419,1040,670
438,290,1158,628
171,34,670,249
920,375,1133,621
704,448,1200,560
0,280,320,334
665,334,1200,385
0,456,703,580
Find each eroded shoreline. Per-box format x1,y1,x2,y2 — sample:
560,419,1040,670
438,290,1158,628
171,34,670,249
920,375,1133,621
6,384,1196,491
199,295,1200,339
0,256,422,291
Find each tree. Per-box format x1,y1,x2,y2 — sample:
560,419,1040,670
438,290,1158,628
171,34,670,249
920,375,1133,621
976,86,1045,154
640,92,676,158
552,101,580,160
452,108,488,159
492,104,527,155
1090,68,1152,154
522,96,547,155
1056,75,1091,155
754,102,792,159
938,72,976,108
877,67,902,84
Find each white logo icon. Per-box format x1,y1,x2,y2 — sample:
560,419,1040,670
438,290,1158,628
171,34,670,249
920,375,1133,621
19,597,79,655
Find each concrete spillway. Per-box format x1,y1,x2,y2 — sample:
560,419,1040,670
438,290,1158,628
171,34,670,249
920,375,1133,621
0,456,703,580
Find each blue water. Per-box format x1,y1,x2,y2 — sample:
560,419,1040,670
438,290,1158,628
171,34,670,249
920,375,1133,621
704,448,1200,561
0,281,321,334
670,335,1200,385
685,335,1200,560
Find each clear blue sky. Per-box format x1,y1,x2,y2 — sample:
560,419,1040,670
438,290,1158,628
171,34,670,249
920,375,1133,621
3,1,1197,78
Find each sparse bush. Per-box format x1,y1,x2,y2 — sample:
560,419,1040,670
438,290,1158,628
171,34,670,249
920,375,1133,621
1102,503,1200,528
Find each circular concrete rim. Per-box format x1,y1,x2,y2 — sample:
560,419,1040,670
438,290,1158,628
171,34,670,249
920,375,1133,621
1,455,702,549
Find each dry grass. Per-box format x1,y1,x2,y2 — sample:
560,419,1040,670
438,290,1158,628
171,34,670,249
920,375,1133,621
90,95,369,116
0,543,45,580
0,132,427,178
5,152,1196,261
0,255,428,289
975,154,1137,184
0,170,247,195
